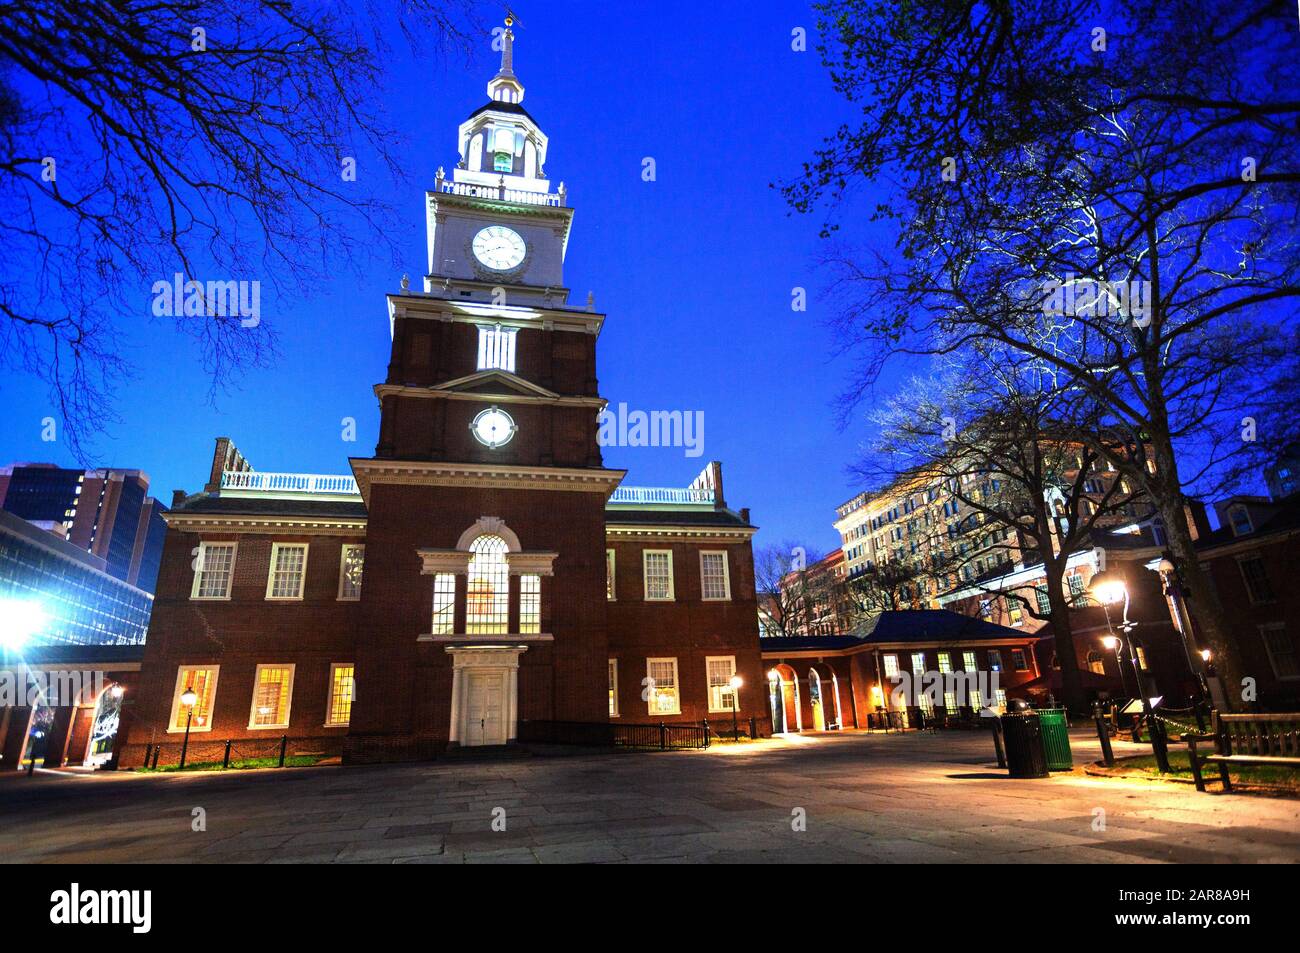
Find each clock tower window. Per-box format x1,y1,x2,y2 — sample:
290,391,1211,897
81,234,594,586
477,324,517,372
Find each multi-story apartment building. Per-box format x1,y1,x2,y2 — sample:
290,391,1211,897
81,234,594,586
0,463,169,592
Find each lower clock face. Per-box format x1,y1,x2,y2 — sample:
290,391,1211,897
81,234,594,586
471,407,516,448
472,225,527,271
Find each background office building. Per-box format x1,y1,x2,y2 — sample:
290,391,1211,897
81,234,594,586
0,463,168,592
0,509,153,646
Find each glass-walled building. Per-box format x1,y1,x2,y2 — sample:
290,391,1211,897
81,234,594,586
0,509,152,646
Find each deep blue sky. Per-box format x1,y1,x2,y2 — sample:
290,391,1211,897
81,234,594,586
0,1,895,555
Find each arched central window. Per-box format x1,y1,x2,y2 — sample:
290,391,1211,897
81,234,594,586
466,535,509,634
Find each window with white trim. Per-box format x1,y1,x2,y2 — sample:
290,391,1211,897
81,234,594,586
170,666,218,732
700,551,731,600
338,544,364,600
519,574,541,634
1238,556,1275,604
431,573,456,636
606,549,616,601
326,664,355,726
883,654,900,678
608,659,619,716
1260,624,1298,679
266,543,308,600
910,651,926,674
968,688,982,710
249,664,294,729
1010,648,1029,671
988,649,1003,672
646,657,680,714
466,535,509,634
937,652,953,674
191,542,236,599
476,324,517,372
643,550,674,601
943,691,958,712
706,656,738,712
962,651,977,672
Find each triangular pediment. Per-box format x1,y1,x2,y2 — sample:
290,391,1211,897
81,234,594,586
435,369,560,399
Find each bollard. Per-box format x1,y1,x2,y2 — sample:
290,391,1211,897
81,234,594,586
223,740,232,770
659,722,667,750
1093,703,1114,767
1150,715,1171,774
278,735,288,767
749,716,757,740
151,746,161,769
990,718,1007,768
143,743,153,768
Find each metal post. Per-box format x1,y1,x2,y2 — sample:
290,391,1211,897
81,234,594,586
990,718,1007,768
749,716,757,740
1093,702,1114,767
278,735,288,767
143,743,153,768
659,722,666,750
179,709,193,769
731,693,739,742
222,739,232,769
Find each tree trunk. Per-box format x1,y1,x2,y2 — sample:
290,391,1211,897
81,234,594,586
1157,497,1243,710
1042,558,1086,713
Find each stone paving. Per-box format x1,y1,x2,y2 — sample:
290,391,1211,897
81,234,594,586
2,729,1297,863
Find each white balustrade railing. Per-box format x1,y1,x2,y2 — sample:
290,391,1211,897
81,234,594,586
221,470,360,496
434,177,564,207
609,486,715,505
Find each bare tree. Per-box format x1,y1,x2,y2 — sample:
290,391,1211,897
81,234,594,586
783,0,1300,699
0,0,477,457
867,357,1151,709
755,541,835,637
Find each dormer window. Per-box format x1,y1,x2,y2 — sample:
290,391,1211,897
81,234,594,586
1228,505,1253,537
477,324,517,372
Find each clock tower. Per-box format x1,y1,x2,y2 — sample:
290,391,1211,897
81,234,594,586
345,18,625,761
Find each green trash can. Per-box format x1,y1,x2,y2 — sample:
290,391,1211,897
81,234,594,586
1038,708,1073,771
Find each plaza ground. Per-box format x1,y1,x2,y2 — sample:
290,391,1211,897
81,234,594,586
2,729,1297,864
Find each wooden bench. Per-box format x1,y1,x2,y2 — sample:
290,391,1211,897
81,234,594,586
1185,712,1300,793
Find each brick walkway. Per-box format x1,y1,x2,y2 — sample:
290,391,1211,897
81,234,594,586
2,729,1297,863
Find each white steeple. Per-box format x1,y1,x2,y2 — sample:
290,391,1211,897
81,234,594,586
487,14,524,105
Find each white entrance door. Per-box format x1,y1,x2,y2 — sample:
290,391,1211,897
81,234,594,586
464,672,507,746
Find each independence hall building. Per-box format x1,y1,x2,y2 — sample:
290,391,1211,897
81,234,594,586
120,30,764,765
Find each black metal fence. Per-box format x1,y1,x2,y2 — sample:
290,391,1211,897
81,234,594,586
138,735,342,770
518,719,712,750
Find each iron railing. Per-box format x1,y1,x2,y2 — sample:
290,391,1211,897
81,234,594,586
518,719,712,750
221,470,360,496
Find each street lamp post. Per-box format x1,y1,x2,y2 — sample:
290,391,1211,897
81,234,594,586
179,686,198,769
1091,569,1171,773
728,675,743,742
1101,634,1128,698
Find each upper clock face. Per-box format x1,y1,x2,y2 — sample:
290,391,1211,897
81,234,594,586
471,407,516,448
472,225,527,271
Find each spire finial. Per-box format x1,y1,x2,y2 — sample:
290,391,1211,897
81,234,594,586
500,14,515,75
487,11,524,103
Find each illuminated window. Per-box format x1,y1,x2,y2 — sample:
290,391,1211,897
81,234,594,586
170,666,218,732
326,664,355,726
706,656,738,712
1010,648,1029,672
646,657,680,714
643,550,674,601
918,691,935,715
910,652,926,674
1008,601,1023,625
608,659,619,716
1086,651,1105,675
968,689,982,710
1067,573,1086,603
431,573,456,635
937,652,953,674
266,543,308,600
995,688,1008,711
191,542,236,599
466,535,509,634
700,551,731,600
519,574,541,634
338,544,364,600
1134,642,1149,671
962,651,977,671
1034,585,1051,614
606,549,616,601
249,664,294,729
476,325,517,372
988,649,1003,672
943,691,958,713
883,654,900,678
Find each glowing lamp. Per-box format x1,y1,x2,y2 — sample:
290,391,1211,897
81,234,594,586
729,675,744,690
1101,635,1120,651
1200,648,1212,662
110,683,125,699
0,599,47,651
180,686,198,708
1089,570,1127,606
